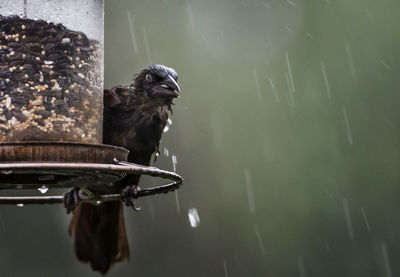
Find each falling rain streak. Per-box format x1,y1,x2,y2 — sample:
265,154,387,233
361,207,371,232
320,61,332,100
174,190,181,214
172,154,177,172
342,198,354,240
268,78,280,103
344,41,356,78
244,168,255,213
285,52,296,93
254,224,266,255
324,240,331,253
163,147,169,157
382,242,393,277
284,26,294,34
142,27,152,64
222,260,228,277
305,32,315,40
219,28,225,39
342,106,354,146
297,257,306,277
285,72,296,107
380,60,392,70
126,10,138,54
286,0,297,7
252,69,262,100
261,1,271,8
186,2,195,31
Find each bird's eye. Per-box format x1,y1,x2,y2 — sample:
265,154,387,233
145,74,152,81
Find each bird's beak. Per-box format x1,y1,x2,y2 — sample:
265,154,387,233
154,75,181,98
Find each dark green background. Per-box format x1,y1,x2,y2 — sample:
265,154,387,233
1,0,400,276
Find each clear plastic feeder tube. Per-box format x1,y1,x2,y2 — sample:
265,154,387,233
0,0,104,143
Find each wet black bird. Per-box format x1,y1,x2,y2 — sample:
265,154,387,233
65,64,180,274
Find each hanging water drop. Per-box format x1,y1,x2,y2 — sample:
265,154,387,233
38,185,48,194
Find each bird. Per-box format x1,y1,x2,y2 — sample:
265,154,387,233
64,64,180,274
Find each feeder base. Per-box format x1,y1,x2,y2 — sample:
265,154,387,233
0,142,128,189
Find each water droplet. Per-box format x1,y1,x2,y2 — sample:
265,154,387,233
96,200,101,205
16,203,24,207
1,170,12,175
163,124,169,133
38,185,48,194
188,208,200,228
167,118,172,125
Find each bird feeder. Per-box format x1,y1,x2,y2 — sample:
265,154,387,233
0,1,182,205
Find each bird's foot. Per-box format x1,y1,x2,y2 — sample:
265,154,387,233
121,185,141,211
63,187,81,214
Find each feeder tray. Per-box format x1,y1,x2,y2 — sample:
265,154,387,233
0,142,183,205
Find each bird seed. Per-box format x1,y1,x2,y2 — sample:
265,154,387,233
0,16,103,143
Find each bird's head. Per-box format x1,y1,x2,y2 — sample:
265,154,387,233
133,64,180,99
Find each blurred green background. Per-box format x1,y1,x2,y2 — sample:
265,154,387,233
1,0,400,276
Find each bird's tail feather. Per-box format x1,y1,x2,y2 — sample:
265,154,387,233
69,201,129,274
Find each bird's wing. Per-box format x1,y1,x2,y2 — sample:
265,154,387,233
104,85,146,112
104,85,132,108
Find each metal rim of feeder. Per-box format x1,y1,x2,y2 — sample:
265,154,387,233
0,159,183,205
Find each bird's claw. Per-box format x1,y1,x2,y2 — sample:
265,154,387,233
63,187,81,214
121,185,141,211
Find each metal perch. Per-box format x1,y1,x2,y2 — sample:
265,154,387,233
0,160,183,205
